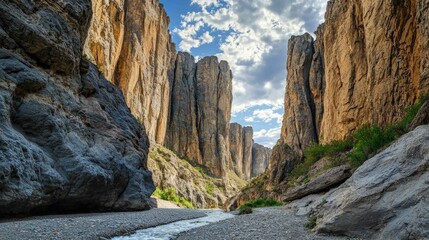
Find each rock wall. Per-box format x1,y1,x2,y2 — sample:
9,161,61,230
251,143,271,178
84,0,176,144
0,0,154,215
165,52,233,177
228,123,270,180
270,0,429,184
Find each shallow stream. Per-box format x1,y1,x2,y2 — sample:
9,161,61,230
112,210,234,240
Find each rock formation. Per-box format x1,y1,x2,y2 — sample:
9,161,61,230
0,0,154,215
315,125,429,239
251,143,271,178
84,0,176,144
269,0,429,185
228,123,270,180
165,52,233,177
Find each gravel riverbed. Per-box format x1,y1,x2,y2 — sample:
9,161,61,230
0,209,206,240
176,207,348,240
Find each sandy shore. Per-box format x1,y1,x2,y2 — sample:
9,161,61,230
0,209,206,240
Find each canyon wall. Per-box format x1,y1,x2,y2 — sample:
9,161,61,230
0,0,154,215
84,0,176,144
270,0,429,184
165,52,233,177
229,123,270,180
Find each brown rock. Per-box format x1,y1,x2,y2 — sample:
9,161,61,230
268,139,301,185
229,123,244,178
84,0,176,144
319,0,429,142
280,33,319,156
165,54,233,177
242,126,254,179
409,99,429,131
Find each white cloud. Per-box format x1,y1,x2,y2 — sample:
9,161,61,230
174,0,327,111
200,31,214,44
253,127,282,147
244,116,254,122
253,109,283,123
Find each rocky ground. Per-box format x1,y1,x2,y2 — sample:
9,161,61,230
0,209,205,240
176,207,348,240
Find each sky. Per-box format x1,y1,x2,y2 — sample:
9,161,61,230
160,0,327,148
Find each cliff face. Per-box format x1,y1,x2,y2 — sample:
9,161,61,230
229,123,270,180
84,0,176,144
166,52,233,177
0,0,154,215
251,143,271,178
270,0,429,184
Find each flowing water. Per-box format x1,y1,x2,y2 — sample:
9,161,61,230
112,210,235,240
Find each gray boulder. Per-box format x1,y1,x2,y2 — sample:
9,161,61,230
0,0,154,215
315,125,429,239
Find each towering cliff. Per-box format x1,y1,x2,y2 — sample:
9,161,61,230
165,52,233,177
251,143,271,178
229,123,270,180
269,0,429,184
84,0,176,144
0,0,154,215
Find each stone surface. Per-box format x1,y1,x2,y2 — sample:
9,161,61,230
268,139,301,185
229,123,244,178
0,0,154,215
148,144,228,209
319,0,429,142
280,33,319,155
241,127,254,179
166,53,233,178
409,99,429,131
315,126,429,239
228,123,269,180
281,165,352,202
251,143,271,178
269,0,429,188
84,0,176,144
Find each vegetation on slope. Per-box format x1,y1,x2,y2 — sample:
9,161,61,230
238,198,283,215
153,187,194,208
290,93,429,181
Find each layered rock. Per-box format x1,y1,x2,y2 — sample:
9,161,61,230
315,125,429,239
251,143,271,178
0,0,154,215
84,0,176,144
165,52,233,177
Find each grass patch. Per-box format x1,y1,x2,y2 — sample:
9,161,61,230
205,183,214,194
290,93,429,181
153,187,194,209
239,198,282,211
238,205,253,215
305,215,317,229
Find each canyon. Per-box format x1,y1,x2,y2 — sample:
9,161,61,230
0,0,428,239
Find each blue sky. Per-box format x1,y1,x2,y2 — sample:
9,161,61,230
161,0,327,147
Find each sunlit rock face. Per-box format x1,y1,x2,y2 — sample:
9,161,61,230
270,0,429,184
0,0,154,215
165,53,233,177
84,0,176,144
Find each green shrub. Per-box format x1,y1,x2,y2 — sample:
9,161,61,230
205,183,214,194
239,198,282,210
305,215,317,229
290,139,353,180
238,205,253,215
347,125,396,168
153,187,194,209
